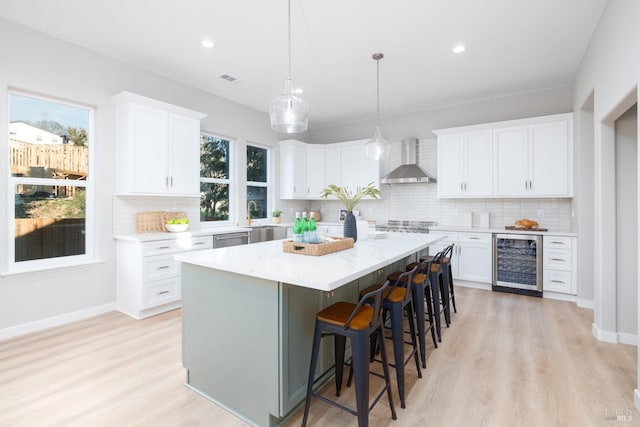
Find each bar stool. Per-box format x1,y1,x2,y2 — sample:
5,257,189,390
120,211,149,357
440,243,457,315
302,281,396,427
426,249,447,342
358,267,421,409
394,259,437,369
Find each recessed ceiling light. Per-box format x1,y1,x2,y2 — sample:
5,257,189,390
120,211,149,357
452,45,466,54
294,88,303,94
201,39,215,48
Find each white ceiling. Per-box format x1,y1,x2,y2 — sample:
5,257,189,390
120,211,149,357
0,0,607,130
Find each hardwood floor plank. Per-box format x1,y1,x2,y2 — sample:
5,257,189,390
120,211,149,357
0,287,637,426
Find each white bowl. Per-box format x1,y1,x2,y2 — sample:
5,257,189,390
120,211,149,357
165,223,189,232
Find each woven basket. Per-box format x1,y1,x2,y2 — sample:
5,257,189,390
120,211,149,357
136,211,188,233
282,237,354,256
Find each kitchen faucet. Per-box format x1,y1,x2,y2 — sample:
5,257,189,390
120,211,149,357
247,200,258,225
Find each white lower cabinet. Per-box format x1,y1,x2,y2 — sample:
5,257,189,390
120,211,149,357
543,235,576,294
429,231,492,284
117,235,213,319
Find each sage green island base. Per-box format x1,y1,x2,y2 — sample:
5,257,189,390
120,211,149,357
177,234,444,426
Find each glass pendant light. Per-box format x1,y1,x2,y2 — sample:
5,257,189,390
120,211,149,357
269,0,309,133
365,53,391,160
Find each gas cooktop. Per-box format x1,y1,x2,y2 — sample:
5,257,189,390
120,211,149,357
375,220,437,234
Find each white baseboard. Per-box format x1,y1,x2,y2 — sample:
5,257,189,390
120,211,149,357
635,389,640,410
543,291,576,302
455,281,491,291
576,298,594,309
0,303,116,341
618,332,638,346
591,322,636,345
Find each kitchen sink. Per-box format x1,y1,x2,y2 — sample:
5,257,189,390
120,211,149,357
249,226,287,243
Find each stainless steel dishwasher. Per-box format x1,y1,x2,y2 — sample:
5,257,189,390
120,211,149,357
213,232,250,248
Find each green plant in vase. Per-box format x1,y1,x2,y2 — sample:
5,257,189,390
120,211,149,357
320,183,381,242
272,208,282,224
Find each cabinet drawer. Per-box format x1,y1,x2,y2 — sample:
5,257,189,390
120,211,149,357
544,248,571,271
142,278,180,308
543,270,572,293
459,232,491,245
176,236,213,251
143,236,213,256
144,254,180,281
544,236,572,249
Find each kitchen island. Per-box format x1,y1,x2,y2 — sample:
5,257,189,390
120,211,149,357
175,233,444,426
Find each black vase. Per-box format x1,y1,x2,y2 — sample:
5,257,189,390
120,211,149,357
343,211,358,243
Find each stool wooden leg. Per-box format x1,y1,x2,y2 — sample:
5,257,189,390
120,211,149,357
351,333,371,427
302,322,323,427
376,326,397,420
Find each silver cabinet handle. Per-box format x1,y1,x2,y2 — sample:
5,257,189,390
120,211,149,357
157,265,170,270
550,258,566,261
468,237,480,240
158,290,170,295
551,280,565,284
157,246,171,250
193,242,205,246
551,241,566,245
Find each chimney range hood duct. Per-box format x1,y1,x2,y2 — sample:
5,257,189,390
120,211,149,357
380,138,436,184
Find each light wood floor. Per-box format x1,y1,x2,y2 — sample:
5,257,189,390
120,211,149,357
0,287,637,427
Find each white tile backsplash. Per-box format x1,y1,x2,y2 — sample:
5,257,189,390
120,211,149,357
306,139,573,231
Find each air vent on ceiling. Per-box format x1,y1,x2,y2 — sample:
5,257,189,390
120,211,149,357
219,74,238,82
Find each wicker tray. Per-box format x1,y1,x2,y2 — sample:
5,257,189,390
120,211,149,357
136,211,188,233
282,237,354,256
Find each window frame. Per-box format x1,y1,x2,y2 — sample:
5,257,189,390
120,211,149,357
7,89,95,273
199,131,234,226
246,142,270,221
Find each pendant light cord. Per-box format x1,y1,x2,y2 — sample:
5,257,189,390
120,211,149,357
376,56,380,126
288,0,292,80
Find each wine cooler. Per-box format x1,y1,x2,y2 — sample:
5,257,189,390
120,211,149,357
492,233,542,297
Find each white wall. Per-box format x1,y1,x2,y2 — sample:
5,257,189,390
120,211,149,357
569,0,640,408
615,104,638,339
572,0,640,345
0,18,280,337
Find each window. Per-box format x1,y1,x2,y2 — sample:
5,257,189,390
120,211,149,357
246,144,269,219
9,91,93,268
200,133,232,222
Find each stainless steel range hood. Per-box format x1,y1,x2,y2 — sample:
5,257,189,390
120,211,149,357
380,138,436,184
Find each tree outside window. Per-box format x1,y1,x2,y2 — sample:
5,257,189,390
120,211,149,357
200,134,231,222
247,145,268,219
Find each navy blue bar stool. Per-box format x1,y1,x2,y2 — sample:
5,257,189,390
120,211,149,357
302,280,396,427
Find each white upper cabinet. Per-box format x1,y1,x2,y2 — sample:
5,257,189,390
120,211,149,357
494,116,573,197
306,146,325,198
279,139,380,200
112,92,205,196
279,140,308,199
340,140,380,192
436,130,492,197
435,113,573,199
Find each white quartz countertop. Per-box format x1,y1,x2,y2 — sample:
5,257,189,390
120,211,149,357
174,233,445,291
113,226,257,242
429,225,577,237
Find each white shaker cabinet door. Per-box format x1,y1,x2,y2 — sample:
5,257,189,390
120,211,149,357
493,126,529,196
129,104,169,194
464,131,492,196
529,120,570,196
437,134,465,197
168,113,201,195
